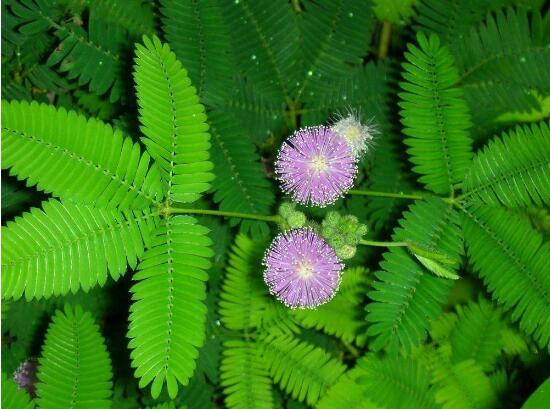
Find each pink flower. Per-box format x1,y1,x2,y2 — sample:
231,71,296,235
263,228,343,309
275,126,357,207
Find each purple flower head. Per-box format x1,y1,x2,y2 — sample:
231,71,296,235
275,126,357,207
13,358,38,397
263,228,343,309
331,113,376,159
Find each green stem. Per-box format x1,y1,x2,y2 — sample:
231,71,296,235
348,189,424,200
378,21,392,59
167,207,282,223
359,239,408,248
291,0,302,12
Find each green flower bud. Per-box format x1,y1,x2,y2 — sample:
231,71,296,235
279,202,296,218
287,211,306,228
336,244,357,260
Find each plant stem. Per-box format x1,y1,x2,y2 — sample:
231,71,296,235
378,22,392,59
167,207,282,223
359,239,408,248
291,0,302,12
348,189,424,200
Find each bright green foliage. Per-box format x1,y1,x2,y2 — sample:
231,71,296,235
219,234,270,330
2,100,164,209
463,121,550,207
160,0,233,103
134,35,214,203
221,340,274,409
414,0,544,46
2,1,550,408
367,198,459,353
399,32,473,194
261,333,347,406
47,6,126,102
219,234,297,332
373,0,417,23
209,111,275,238
128,216,213,399
522,377,550,409
2,199,158,300
316,360,382,409
356,354,438,409
218,0,299,99
450,300,505,370
36,305,113,409
453,8,550,131
295,0,375,101
462,205,550,349
432,358,498,409
1,372,35,409
292,267,369,345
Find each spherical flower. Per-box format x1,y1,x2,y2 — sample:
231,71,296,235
331,113,376,158
275,126,357,207
263,228,343,309
13,358,38,397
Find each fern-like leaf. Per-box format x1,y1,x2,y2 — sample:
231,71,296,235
218,0,299,100
432,357,498,409
356,354,438,409
294,0,376,101
292,267,369,345
261,333,347,406
316,359,382,409
2,100,164,209
366,198,461,353
462,121,550,207
450,299,504,371
134,35,214,203
399,32,473,194
454,8,550,132
2,199,158,300
1,372,35,409
160,0,234,103
221,339,274,409
36,305,113,409
209,111,275,238
462,205,550,349
219,234,298,333
128,215,213,399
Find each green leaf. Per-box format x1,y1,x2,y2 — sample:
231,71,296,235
36,305,113,409
522,377,550,409
219,234,297,333
366,198,461,353
128,215,213,399
47,8,126,101
292,267,369,345
450,299,505,371
160,0,234,103
316,360,382,409
2,100,164,209
399,32,473,194
218,0,299,100
220,340,274,409
462,205,550,349
294,0,376,101
261,333,347,406
356,354,438,409
454,8,550,134
1,372,35,409
209,111,275,238
2,199,158,300
462,120,550,207
432,358,499,409
134,35,214,203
